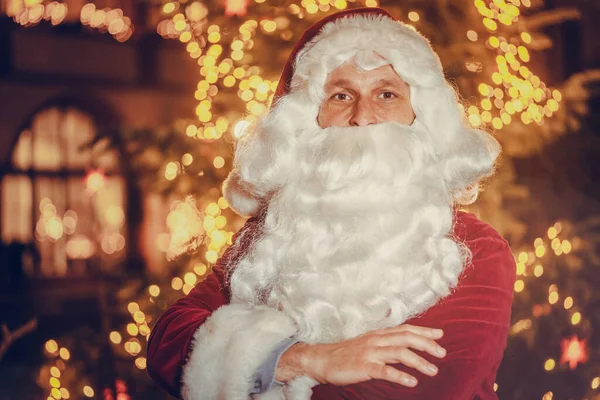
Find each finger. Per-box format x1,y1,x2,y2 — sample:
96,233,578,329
366,363,418,387
381,324,444,339
372,346,439,377
379,332,447,358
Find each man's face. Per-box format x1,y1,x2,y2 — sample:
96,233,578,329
317,62,416,128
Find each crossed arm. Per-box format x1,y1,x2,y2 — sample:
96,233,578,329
147,216,516,400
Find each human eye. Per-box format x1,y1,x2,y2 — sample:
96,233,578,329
378,91,398,100
331,92,352,102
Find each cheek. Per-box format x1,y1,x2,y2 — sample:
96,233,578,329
384,102,415,125
318,104,349,128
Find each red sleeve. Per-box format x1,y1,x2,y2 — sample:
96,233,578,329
147,216,260,399
311,223,516,400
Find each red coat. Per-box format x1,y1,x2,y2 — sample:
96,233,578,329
147,210,516,399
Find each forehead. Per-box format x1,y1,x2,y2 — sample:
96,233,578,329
324,61,408,88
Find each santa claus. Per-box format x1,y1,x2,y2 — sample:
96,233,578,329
148,7,516,400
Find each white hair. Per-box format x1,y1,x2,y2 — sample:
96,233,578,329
221,13,500,343
224,14,500,216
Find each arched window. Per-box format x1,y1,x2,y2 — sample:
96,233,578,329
1,105,126,277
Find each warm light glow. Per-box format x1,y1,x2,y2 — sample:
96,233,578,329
165,161,179,180
135,357,147,369
408,11,419,22
127,302,139,314
139,324,151,336
206,250,218,263
163,2,175,13
133,311,145,324
194,263,208,275
467,30,478,41
125,339,142,355
86,170,105,193
186,125,198,137
535,245,545,258
213,156,225,169
217,197,229,209
571,312,581,325
544,358,555,371
561,297,573,310
149,285,160,297
510,319,532,334
45,340,58,354
51,388,61,399
215,216,227,230
83,386,94,397
206,203,220,217
183,283,193,295
514,280,524,292
560,336,588,370
184,272,197,285
483,18,497,31
181,153,194,166
59,347,70,360
262,20,277,33
127,323,139,336
109,331,122,344
172,277,183,290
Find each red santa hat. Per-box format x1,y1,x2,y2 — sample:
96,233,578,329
273,8,394,101
271,7,445,108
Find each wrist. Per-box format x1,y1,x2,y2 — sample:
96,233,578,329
274,342,311,383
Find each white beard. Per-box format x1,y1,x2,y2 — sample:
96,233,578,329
228,120,467,345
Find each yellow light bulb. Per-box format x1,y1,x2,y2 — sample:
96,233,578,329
83,386,94,397
483,18,498,31
206,250,218,264
564,297,573,310
514,280,524,292
59,347,70,360
408,11,419,22
45,340,58,354
109,331,122,344
544,359,555,371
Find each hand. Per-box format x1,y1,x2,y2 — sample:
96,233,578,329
275,324,446,388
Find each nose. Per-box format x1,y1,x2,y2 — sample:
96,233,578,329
349,97,377,126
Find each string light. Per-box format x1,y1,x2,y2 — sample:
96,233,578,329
469,0,561,131
42,340,83,400
80,3,132,42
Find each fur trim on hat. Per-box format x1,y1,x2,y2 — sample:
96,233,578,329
292,13,444,104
